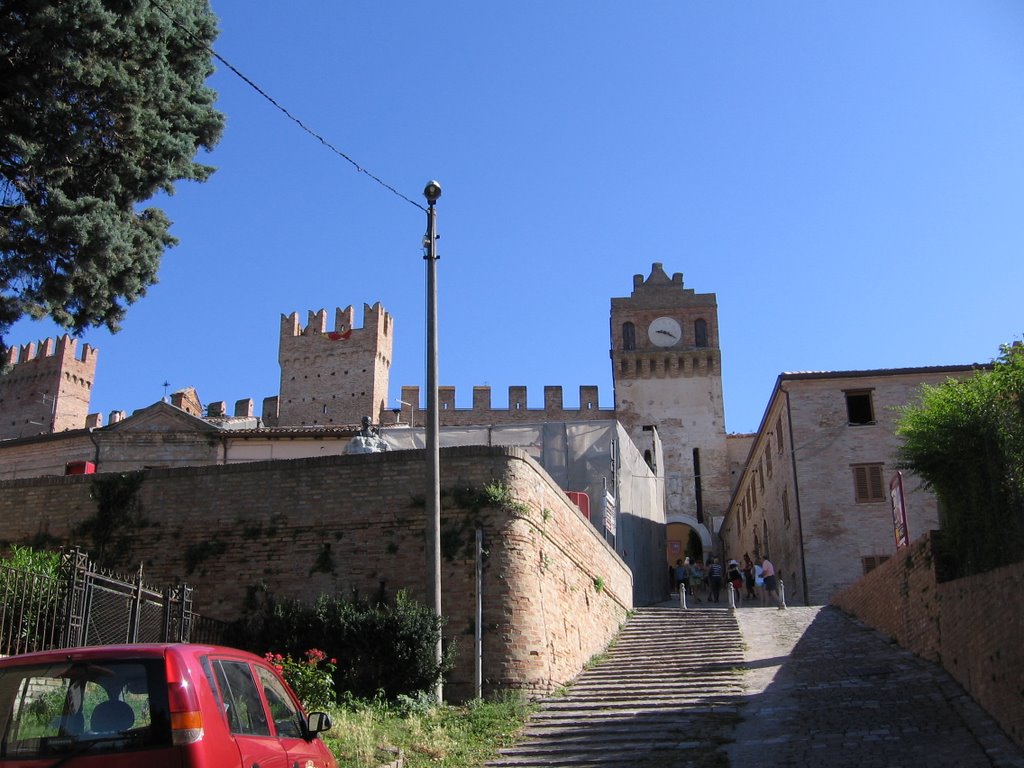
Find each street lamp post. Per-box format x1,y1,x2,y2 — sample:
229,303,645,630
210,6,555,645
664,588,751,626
397,399,416,428
423,180,443,702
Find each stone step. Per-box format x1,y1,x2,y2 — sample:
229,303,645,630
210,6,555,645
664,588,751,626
486,607,745,768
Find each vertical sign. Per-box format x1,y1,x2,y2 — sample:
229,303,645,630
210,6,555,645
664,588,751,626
890,471,909,550
604,491,617,540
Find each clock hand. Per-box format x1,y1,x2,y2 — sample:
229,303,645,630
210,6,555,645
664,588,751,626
656,329,676,337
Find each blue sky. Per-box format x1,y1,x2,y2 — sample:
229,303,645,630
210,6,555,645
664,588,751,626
8,1,1024,434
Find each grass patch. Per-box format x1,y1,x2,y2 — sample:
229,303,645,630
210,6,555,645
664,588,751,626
584,651,608,670
322,692,536,767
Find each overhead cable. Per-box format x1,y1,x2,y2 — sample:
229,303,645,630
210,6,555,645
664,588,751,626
151,0,426,212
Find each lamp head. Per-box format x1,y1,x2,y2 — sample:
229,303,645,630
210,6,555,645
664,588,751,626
423,180,442,204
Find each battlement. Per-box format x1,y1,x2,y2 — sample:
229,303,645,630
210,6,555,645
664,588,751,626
617,262,717,307
280,302,393,341
3,335,98,369
633,262,685,290
206,398,257,420
394,385,614,428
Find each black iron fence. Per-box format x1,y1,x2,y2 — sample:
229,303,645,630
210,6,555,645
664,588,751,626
0,548,227,656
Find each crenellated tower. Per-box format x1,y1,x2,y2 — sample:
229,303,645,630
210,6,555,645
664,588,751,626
610,263,730,528
0,336,98,439
276,303,394,427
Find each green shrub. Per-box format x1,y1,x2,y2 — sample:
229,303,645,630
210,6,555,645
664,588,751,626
2,545,59,575
0,546,62,653
265,649,337,711
227,588,454,702
897,342,1024,576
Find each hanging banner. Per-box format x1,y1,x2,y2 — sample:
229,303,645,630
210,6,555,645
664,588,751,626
890,471,909,550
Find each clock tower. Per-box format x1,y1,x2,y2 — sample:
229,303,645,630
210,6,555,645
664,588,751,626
611,263,729,539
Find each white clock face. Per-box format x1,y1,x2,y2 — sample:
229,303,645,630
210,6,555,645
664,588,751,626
648,317,681,347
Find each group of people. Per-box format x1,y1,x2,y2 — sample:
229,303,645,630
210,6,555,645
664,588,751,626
671,552,782,607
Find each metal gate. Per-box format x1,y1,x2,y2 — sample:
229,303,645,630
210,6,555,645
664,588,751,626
0,548,223,656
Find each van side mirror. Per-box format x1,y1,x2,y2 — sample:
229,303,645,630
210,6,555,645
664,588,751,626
306,711,332,736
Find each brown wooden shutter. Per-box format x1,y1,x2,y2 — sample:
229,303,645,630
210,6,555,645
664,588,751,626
853,464,885,502
868,464,884,501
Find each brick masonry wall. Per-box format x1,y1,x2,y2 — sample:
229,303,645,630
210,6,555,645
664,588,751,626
0,336,97,440
399,385,614,428
0,445,632,702
832,531,1024,749
277,304,393,428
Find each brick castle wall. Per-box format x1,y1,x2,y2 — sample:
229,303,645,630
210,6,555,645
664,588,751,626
0,336,98,439
832,531,1024,750
0,446,632,701
397,385,614,428
276,304,393,428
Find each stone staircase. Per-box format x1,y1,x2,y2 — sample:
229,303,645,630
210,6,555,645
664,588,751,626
486,606,746,768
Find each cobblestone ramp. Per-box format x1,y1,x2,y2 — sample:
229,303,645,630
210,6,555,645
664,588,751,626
486,607,745,768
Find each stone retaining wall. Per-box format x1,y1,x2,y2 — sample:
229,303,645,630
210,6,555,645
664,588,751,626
832,531,1023,749
0,446,633,701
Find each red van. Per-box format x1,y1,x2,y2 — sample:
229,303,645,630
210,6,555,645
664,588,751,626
0,643,337,767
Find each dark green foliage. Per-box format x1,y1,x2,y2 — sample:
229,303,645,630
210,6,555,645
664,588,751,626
0,546,62,653
225,587,455,703
897,343,1024,577
80,471,146,567
1,545,60,576
309,543,335,574
183,539,227,575
0,0,225,353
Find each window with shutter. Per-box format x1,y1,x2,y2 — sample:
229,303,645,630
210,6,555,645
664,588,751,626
852,463,885,503
862,555,891,574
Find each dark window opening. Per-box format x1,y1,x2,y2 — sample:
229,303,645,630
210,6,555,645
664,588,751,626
845,390,875,425
694,319,708,348
622,322,636,351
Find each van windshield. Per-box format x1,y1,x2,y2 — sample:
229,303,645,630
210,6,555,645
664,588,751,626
0,658,171,759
